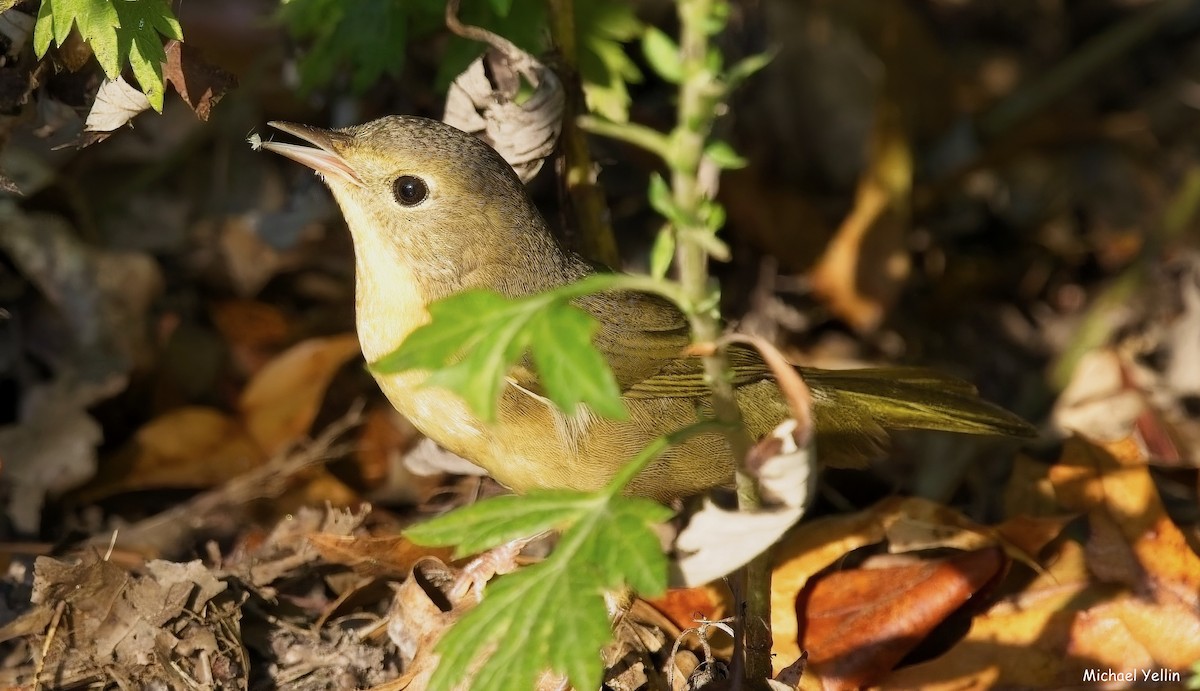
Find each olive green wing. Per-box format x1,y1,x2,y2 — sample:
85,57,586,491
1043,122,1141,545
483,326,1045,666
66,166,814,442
574,290,698,389
573,289,1035,463
799,367,1036,467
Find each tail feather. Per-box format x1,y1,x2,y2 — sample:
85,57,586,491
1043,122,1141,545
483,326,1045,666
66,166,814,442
802,367,1035,467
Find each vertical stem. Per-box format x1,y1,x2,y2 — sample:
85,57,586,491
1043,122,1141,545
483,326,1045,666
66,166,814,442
546,0,621,267
671,0,773,686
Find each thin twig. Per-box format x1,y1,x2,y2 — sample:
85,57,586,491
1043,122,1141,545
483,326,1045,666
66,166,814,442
82,403,365,557
545,0,620,266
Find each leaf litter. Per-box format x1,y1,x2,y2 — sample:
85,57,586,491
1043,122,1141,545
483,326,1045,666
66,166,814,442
3,0,1200,689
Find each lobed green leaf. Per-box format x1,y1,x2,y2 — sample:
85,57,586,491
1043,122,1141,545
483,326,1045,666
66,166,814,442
371,288,625,422
35,0,182,111
405,491,590,557
424,489,671,691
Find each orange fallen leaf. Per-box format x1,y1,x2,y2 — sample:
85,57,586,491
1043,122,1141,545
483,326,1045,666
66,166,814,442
801,547,1006,689
882,436,1200,687
1050,435,1200,601
83,406,265,499
646,586,726,632
769,496,1062,675
878,538,1092,689
809,101,912,332
239,334,362,455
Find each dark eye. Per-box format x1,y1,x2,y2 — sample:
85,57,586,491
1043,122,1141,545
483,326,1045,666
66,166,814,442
393,175,428,206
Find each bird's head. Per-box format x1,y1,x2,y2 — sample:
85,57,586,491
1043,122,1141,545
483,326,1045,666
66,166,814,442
262,116,565,297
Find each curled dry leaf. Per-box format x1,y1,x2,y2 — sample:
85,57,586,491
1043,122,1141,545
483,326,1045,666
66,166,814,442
442,0,563,183
1054,349,1144,442
671,418,815,587
307,533,455,579
374,551,527,691
163,40,236,122
84,76,150,134
1055,262,1200,467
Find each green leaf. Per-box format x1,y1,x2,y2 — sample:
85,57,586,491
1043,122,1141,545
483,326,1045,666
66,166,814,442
704,139,748,169
727,51,772,87
706,0,731,35
407,437,677,691
406,491,590,557
528,307,627,419
282,0,433,92
112,0,183,111
371,288,626,422
641,26,682,83
430,558,611,691
649,225,675,279
705,44,723,73
576,0,643,122
34,0,119,69
35,0,181,111
647,172,691,229
683,225,731,261
700,198,729,234
488,0,514,16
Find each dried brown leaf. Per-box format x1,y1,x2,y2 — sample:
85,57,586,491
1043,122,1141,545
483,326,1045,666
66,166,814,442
163,40,237,121
84,77,150,133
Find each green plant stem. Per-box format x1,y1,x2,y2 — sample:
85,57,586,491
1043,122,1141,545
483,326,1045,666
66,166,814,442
671,0,772,686
545,0,620,267
559,273,693,311
577,115,672,160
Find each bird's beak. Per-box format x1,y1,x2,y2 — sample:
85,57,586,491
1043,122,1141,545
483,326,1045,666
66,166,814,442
261,121,365,187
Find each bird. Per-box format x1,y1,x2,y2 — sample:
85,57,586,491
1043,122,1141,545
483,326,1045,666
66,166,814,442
261,115,1034,501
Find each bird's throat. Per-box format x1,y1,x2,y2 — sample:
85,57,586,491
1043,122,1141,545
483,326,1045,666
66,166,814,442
340,213,431,365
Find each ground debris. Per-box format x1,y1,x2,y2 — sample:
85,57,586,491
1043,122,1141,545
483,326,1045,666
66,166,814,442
0,554,244,689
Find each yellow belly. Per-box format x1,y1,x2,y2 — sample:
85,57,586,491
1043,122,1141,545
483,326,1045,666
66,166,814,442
371,368,742,500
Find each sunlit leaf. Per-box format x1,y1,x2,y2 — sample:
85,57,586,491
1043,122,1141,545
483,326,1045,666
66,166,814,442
704,140,748,170
641,26,682,83
649,226,676,279
372,288,626,421
34,0,181,110
407,439,676,691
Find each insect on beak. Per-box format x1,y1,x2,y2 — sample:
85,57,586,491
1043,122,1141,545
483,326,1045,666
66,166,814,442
260,121,365,187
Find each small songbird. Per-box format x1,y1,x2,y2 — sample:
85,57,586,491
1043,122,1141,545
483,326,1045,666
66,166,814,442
261,116,1033,500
